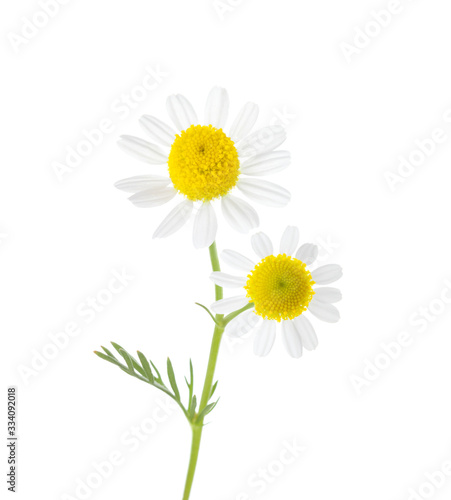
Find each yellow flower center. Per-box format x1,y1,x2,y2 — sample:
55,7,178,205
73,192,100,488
168,124,240,202
245,255,315,322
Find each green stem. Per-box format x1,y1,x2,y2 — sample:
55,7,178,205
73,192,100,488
197,323,224,413
223,302,254,327
182,241,224,500
182,425,202,500
209,241,223,302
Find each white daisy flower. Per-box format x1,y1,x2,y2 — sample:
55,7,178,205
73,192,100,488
210,226,343,358
115,87,291,248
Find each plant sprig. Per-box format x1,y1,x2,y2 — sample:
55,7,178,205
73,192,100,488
94,343,219,425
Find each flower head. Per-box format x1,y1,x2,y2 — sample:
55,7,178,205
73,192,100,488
210,227,343,358
245,254,315,321
115,87,291,248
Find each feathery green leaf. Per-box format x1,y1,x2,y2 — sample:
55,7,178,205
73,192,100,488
111,342,147,377
137,351,154,383
150,360,162,381
210,380,219,400
94,351,123,368
197,399,219,422
167,358,180,401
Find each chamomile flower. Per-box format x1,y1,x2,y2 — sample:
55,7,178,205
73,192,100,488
210,227,343,358
115,87,291,248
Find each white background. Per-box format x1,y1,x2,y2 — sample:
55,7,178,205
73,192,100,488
2,1,451,499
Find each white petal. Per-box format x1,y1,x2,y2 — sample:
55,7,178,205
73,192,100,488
294,315,318,351
139,115,176,146
237,179,290,207
308,299,340,323
210,272,246,288
280,226,299,255
221,195,259,233
153,200,193,238
210,296,249,315
240,151,291,176
314,287,342,303
295,243,318,265
129,186,177,208
193,202,217,249
166,94,197,131
251,232,273,258
221,250,255,273
237,125,286,157
253,321,276,357
226,309,259,338
311,264,343,284
205,87,229,129
118,135,168,164
229,102,259,142
114,175,170,193
281,320,303,358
